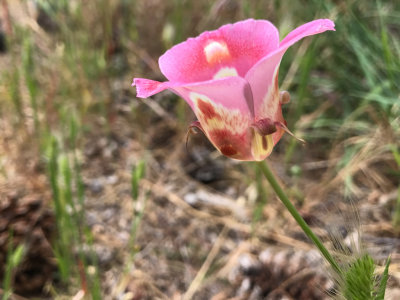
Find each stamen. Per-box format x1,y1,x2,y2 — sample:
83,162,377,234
275,122,305,143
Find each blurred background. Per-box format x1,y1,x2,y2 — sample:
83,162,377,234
0,0,399,299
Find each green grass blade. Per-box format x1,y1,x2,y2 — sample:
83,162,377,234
131,160,146,200
375,256,391,300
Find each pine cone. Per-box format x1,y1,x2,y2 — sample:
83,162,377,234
230,247,335,300
0,184,56,297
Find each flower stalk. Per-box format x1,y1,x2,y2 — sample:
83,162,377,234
257,160,342,276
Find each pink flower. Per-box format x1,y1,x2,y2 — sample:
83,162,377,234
133,19,335,161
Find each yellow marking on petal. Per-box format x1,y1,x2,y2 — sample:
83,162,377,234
204,41,231,64
213,67,239,79
206,118,225,130
189,92,250,134
251,131,274,161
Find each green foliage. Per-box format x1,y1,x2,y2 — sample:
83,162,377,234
282,0,400,166
391,146,400,230
251,163,268,227
131,160,146,201
129,160,147,260
393,187,400,231
2,232,25,300
45,133,102,295
8,68,22,120
342,254,391,300
22,32,39,131
343,254,376,300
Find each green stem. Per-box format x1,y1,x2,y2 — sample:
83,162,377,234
258,160,342,276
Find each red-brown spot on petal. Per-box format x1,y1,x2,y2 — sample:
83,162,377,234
220,144,237,157
211,129,236,143
206,128,251,159
262,136,268,150
197,99,221,120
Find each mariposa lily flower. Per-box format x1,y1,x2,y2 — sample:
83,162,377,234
133,19,335,161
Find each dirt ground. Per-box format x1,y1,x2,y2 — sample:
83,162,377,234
1,88,399,299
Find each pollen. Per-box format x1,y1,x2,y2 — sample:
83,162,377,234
204,41,231,64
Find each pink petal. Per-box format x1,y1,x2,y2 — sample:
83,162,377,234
280,19,335,49
180,76,254,115
133,75,254,113
132,78,170,98
245,51,282,119
246,19,335,118
159,19,279,84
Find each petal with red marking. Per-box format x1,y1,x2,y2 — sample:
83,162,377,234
187,92,253,160
178,77,255,160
